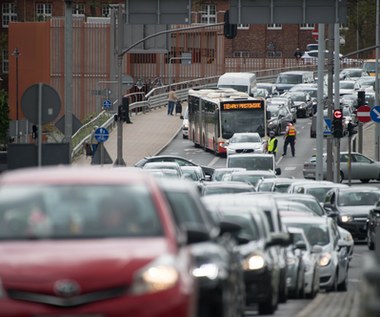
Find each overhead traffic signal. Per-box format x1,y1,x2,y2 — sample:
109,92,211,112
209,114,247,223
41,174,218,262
332,109,344,138
223,11,237,39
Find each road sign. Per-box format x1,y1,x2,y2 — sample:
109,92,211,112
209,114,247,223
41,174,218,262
323,117,332,135
357,105,371,123
103,99,112,110
94,127,109,143
370,106,380,123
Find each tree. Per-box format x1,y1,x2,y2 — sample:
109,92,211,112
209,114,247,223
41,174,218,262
0,90,10,147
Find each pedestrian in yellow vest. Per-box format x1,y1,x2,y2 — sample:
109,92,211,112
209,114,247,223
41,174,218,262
267,131,278,158
282,122,296,157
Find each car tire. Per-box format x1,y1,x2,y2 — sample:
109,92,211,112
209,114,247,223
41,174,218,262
337,276,348,292
279,271,288,303
367,228,375,250
258,285,278,315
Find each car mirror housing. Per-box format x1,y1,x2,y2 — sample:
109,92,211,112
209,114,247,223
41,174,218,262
266,232,292,249
184,224,211,245
219,220,242,236
275,167,281,176
294,241,307,251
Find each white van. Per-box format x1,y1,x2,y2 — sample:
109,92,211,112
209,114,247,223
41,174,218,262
217,72,257,96
226,153,281,175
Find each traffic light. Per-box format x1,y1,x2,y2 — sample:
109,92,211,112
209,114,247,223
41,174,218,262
117,97,132,123
332,109,344,138
32,125,38,139
357,90,366,108
347,121,357,137
224,11,237,39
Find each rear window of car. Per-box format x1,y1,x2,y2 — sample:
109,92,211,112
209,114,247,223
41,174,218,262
0,184,163,239
228,156,274,171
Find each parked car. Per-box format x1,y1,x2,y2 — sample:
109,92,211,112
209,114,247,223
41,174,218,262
0,166,198,316
201,181,256,196
204,199,291,314
135,155,214,180
202,193,292,304
281,216,350,292
339,68,365,81
303,152,380,183
267,104,295,136
223,132,266,156
287,226,320,299
157,179,246,317
323,186,380,241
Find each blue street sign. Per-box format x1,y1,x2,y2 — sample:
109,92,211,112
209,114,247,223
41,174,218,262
102,99,112,110
370,106,380,122
323,117,332,135
94,127,109,143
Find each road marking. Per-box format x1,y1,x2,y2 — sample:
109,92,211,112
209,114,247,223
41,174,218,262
348,278,361,283
208,156,220,167
285,166,297,171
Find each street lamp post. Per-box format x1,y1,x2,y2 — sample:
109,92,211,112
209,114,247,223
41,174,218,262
12,48,20,142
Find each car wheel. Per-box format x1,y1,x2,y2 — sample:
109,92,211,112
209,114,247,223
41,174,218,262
337,275,348,292
278,271,288,303
339,171,344,183
360,179,370,183
297,271,305,299
258,284,278,315
367,228,375,250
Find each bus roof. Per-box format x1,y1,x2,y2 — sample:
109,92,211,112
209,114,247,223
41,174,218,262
188,88,257,102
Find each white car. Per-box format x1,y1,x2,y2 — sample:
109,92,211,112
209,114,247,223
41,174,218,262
224,132,265,156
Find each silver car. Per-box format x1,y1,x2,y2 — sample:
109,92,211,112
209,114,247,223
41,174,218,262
224,132,265,156
282,216,350,292
303,152,380,183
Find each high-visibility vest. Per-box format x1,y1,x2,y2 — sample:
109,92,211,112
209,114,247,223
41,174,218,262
287,127,296,137
268,138,278,153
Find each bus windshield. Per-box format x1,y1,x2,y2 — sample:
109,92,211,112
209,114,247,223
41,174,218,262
218,85,247,93
221,110,266,139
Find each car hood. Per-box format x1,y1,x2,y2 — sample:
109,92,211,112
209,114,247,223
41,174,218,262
0,238,171,290
339,205,373,215
293,101,306,106
228,142,263,150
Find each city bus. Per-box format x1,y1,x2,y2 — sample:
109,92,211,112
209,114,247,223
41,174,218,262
188,88,268,155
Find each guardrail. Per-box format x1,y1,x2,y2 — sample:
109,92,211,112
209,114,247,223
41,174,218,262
71,66,317,159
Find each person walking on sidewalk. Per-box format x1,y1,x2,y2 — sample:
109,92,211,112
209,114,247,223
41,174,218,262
282,123,296,157
267,131,278,158
90,126,99,158
167,88,178,116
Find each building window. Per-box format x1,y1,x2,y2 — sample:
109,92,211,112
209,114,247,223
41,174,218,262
267,24,282,30
300,23,314,30
200,4,216,24
2,50,8,74
72,3,85,16
233,51,250,58
2,3,17,28
36,3,52,21
237,24,249,30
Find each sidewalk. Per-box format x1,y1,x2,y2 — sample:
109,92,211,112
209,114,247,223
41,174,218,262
73,106,183,166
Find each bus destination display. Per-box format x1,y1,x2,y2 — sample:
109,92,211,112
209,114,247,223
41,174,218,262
222,101,263,110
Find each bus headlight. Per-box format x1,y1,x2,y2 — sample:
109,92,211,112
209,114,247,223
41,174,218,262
243,255,266,270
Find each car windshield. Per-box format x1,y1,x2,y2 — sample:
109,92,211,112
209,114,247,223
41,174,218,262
293,199,325,216
230,134,261,143
274,183,292,193
0,185,163,240
268,107,279,117
203,186,253,196
340,82,355,89
222,213,260,241
277,74,302,84
338,191,380,206
306,187,332,203
288,222,330,246
290,94,306,102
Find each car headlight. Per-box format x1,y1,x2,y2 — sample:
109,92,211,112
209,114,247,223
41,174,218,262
130,256,179,295
319,253,332,267
192,263,219,280
340,215,353,223
242,254,266,271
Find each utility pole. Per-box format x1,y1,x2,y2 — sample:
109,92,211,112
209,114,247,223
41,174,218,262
326,24,334,181
375,0,380,161
334,23,341,183
12,48,20,143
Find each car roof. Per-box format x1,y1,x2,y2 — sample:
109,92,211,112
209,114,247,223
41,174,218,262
228,153,274,158
203,181,254,188
232,170,275,176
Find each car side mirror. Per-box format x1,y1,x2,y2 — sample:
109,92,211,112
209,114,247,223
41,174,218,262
266,232,292,249
219,220,242,236
184,224,211,244
337,238,350,250
275,167,281,176
294,241,307,251
266,111,271,120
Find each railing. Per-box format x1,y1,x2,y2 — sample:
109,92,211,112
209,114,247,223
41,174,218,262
71,65,322,159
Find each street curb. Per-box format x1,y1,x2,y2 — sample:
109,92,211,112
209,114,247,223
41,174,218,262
154,125,183,156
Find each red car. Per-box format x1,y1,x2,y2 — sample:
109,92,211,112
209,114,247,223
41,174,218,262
0,166,197,317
